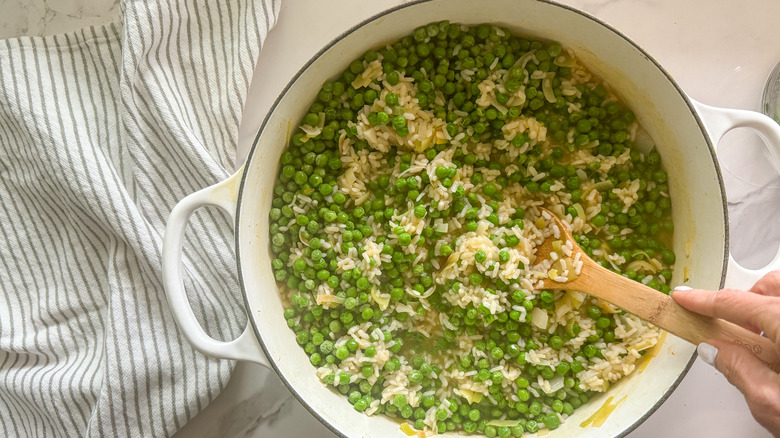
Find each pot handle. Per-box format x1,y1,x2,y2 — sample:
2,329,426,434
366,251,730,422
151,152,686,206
692,99,780,290
161,167,270,368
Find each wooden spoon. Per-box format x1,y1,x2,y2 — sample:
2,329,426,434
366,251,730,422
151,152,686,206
534,208,780,372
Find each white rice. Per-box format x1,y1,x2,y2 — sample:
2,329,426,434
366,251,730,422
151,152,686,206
275,23,670,436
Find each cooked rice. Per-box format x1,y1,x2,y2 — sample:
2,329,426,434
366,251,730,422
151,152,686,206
271,22,673,436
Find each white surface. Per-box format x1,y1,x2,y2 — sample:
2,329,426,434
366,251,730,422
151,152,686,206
211,1,780,437
0,0,118,38
3,0,779,437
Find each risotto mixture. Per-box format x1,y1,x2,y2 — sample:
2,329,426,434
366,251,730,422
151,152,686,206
268,22,675,437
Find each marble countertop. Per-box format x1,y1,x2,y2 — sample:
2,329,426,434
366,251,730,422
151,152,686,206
199,1,780,437
4,0,780,437
0,0,118,37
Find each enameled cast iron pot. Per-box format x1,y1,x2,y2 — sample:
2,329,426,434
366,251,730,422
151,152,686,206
162,1,780,436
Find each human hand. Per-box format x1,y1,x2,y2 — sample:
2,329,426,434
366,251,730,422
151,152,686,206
672,271,780,437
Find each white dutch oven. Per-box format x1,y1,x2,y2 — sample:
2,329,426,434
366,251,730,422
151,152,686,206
162,1,780,436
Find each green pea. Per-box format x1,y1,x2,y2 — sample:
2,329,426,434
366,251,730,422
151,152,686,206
592,214,607,227
353,398,368,412
583,344,599,358
333,345,349,360
543,413,560,430
550,335,564,350
483,182,497,196
386,70,399,85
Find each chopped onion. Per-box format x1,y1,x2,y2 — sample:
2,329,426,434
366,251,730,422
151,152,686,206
553,259,576,281
434,222,449,233
371,288,391,310
568,290,586,308
633,339,656,352
439,313,457,330
531,307,549,329
299,229,310,246
458,388,484,404
300,124,321,137
554,300,571,319
518,51,537,69
592,180,614,191
572,203,586,220
490,97,509,115
487,419,522,427
634,126,655,154
542,73,557,103
299,112,326,137
553,51,575,67
316,294,344,307
546,376,565,393
598,299,620,313
576,169,588,181
625,259,659,274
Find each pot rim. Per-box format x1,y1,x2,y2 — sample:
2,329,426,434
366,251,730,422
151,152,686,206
236,1,729,436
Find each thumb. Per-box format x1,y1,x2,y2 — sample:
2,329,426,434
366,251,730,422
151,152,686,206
700,340,780,432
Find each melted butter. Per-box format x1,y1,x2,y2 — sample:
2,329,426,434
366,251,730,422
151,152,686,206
400,423,416,436
638,331,668,373
580,394,628,428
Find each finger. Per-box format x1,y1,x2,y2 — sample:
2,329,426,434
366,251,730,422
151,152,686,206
750,270,780,298
703,340,780,434
672,287,780,342
706,339,777,389
743,323,763,336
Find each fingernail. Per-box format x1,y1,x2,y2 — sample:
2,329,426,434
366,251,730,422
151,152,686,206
671,285,692,297
697,342,718,367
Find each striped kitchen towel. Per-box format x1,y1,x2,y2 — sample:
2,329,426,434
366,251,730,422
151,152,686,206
0,0,280,436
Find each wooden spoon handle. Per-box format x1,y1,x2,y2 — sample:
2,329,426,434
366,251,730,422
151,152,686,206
575,261,780,372
654,294,780,372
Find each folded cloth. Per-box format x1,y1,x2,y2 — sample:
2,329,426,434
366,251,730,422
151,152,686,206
0,0,280,436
